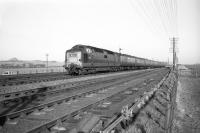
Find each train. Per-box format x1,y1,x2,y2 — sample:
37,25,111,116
64,44,166,75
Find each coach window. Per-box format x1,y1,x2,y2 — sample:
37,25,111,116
104,55,107,58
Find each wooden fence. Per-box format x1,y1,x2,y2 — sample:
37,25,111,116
0,66,66,75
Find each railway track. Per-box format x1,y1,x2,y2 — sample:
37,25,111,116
0,69,152,116
0,69,154,102
0,69,131,87
66,68,170,133
0,72,69,87
0,68,169,133
0,69,161,115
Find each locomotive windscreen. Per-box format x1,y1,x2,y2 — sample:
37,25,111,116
69,53,77,57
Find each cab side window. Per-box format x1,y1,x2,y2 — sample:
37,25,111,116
84,53,88,62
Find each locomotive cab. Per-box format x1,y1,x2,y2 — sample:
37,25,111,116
66,51,82,67
65,45,88,75
65,50,83,75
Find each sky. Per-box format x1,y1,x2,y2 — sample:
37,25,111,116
0,0,199,64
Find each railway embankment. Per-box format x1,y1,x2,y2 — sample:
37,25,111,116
120,68,200,133
107,70,179,133
126,70,178,133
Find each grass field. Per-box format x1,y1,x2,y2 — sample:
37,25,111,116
173,71,200,133
185,64,200,70
179,64,200,77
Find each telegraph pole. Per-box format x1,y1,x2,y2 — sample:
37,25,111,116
46,54,49,72
119,48,122,66
170,37,178,70
168,57,169,65
119,48,122,54
173,38,176,70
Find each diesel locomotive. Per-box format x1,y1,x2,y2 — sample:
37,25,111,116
64,44,166,75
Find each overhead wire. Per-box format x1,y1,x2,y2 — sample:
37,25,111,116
141,0,167,39
150,0,168,38
128,0,160,37
153,0,169,37
128,0,178,45
135,0,160,36
171,0,178,36
158,0,171,36
166,0,175,36
166,0,178,37
169,0,176,36
161,0,173,36
133,0,166,40
174,0,178,36
150,0,169,40
127,0,179,64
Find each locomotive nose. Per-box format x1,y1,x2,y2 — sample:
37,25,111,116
66,51,82,67
65,51,82,74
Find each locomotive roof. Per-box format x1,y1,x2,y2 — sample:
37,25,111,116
72,44,116,54
70,44,163,64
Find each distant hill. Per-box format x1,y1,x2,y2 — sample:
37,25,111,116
25,60,64,66
9,57,19,62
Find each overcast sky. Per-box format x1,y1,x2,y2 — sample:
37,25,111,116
0,0,199,64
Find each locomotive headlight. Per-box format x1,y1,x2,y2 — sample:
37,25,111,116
86,48,92,53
